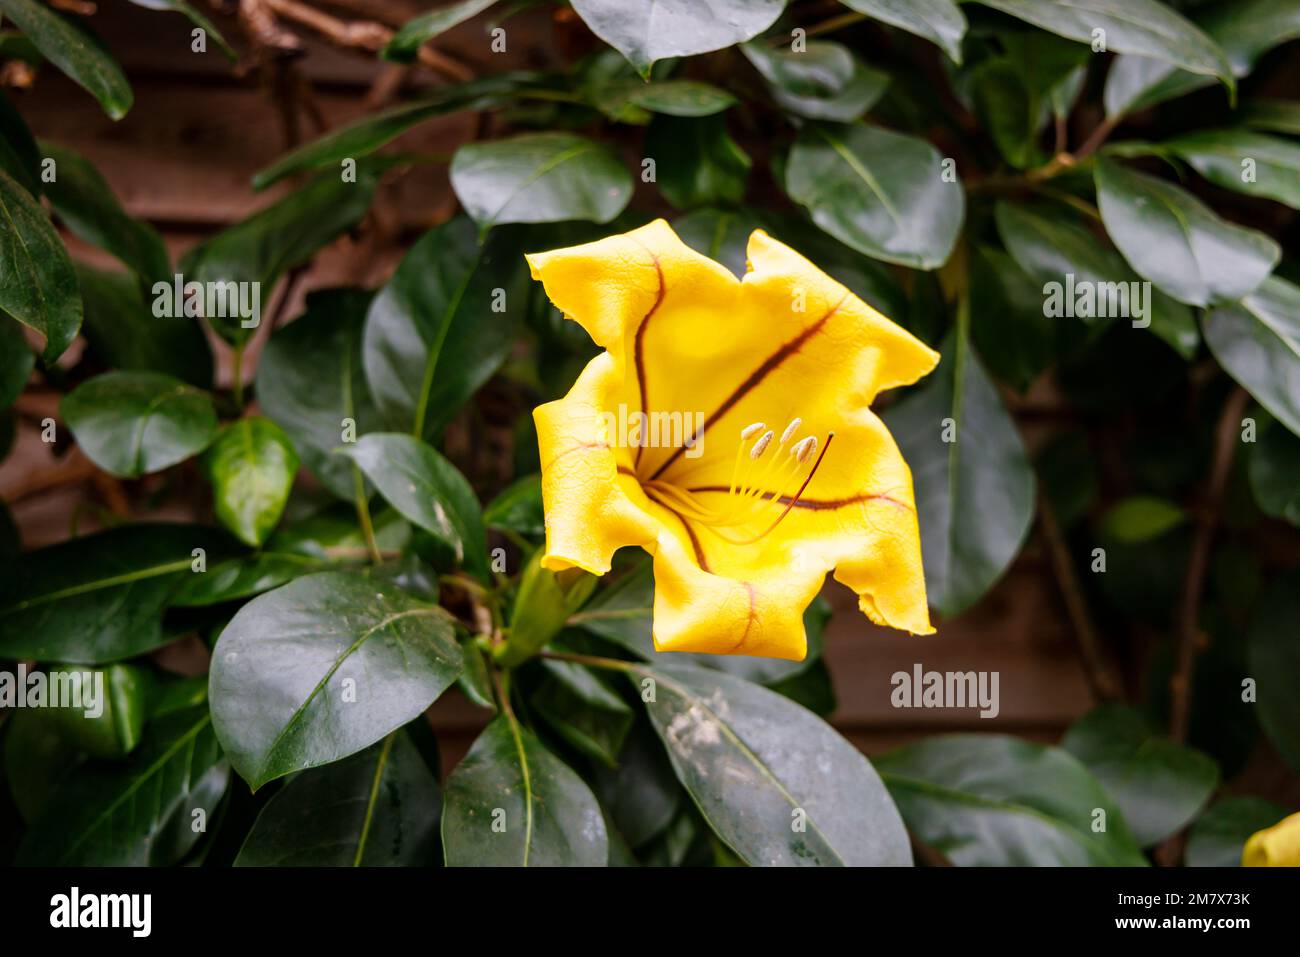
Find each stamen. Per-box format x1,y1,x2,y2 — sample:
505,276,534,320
792,435,817,463
749,430,773,459
740,422,766,440
780,418,802,444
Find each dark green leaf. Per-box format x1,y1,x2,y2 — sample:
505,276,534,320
0,523,230,663
569,0,784,77
884,325,1035,617
256,289,382,500
0,166,81,363
533,659,633,767
0,315,34,410
0,88,40,193
252,74,541,189
61,370,218,478
1062,704,1218,846
75,265,212,388
591,717,681,848
382,0,497,62
42,141,170,284
0,0,132,119
442,715,608,865
648,113,749,210
1105,0,1300,117
337,432,487,578
637,661,910,865
126,0,235,60
202,417,299,547
1186,796,1286,867
1162,129,1300,210
877,734,1147,865
1095,158,1279,307
208,570,462,789
180,169,381,345
969,57,1041,169
16,705,228,865
169,550,329,607
1247,573,1300,771
625,80,736,117
742,39,889,122
484,473,544,537
976,0,1232,88
841,0,965,63
1203,276,1300,437
969,244,1053,391
361,216,528,438
450,132,633,229
235,730,441,866
1249,415,1300,526
3,705,83,822
1241,98,1300,135
785,122,964,270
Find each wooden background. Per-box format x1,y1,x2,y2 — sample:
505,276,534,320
3,0,1290,806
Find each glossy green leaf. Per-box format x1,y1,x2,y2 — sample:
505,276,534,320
1186,796,1287,867
201,417,299,547
0,315,34,410
976,0,1232,88
61,370,218,478
877,734,1147,866
1162,129,1300,210
252,74,540,189
451,132,633,229
591,717,681,848
256,289,382,500
1203,276,1300,438
1249,416,1300,526
1062,704,1218,846
841,0,965,62
1098,496,1186,544
126,0,235,60
74,265,211,388
533,659,633,767
742,40,889,122
442,715,608,865
1095,158,1279,307
0,523,230,663
0,88,40,193
1247,573,1300,771
180,169,381,344
361,216,528,438
209,570,462,789
0,167,81,363
484,473,544,537
41,141,169,285
235,730,441,866
785,122,964,270
3,705,83,822
637,661,910,866
16,705,228,865
648,113,749,210
382,0,497,62
1104,0,1300,117
337,432,487,578
884,325,1035,617
47,662,148,759
1241,98,1300,135
169,550,329,607
0,0,132,119
625,80,736,117
569,0,784,77
968,57,1041,169
969,245,1053,392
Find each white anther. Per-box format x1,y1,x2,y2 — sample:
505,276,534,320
750,430,774,459
792,436,817,463
780,418,802,444
741,422,766,440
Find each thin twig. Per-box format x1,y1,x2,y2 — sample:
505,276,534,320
1038,493,1123,701
1169,385,1250,743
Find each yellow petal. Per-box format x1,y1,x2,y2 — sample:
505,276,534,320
1242,811,1300,866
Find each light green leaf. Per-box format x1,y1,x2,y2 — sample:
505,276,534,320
61,370,218,478
840,0,965,62
742,39,889,122
1098,495,1186,544
1186,796,1287,867
202,417,299,547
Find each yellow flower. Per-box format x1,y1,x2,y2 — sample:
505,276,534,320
527,220,940,660
1242,810,1300,866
